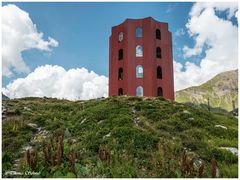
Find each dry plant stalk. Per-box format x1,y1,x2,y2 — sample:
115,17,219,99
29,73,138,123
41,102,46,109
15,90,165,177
98,144,110,163
60,132,64,158
199,160,205,178
180,151,187,176
211,158,217,178
26,149,38,170
56,133,64,166
43,143,52,165
180,151,196,177
105,145,110,164
27,149,31,165
98,145,103,161
189,157,195,176
46,132,65,166
69,151,76,173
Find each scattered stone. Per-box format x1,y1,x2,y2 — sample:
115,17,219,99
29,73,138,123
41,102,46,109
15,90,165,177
97,120,104,124
183,110,191,114
188,117,195,121
215,125,227,130
27,123,38,129
23,145,33,151
14,159,20,163
65,128,71,137
31,130,49,143
103,132,111,139
40,130,49,136
220,147,238,156
23,106,31,111
183,147,193,153
130,107,141,127
10,124,50,174
80,118,87,124
132,109,137,114
134,117,140,126
71,139,77,144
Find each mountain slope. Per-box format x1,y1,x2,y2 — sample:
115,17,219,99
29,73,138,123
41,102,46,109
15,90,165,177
2,96,237,178
176,69,238,111
2,93,9,100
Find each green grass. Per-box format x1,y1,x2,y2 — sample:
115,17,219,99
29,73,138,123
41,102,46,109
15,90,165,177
2,96,238,178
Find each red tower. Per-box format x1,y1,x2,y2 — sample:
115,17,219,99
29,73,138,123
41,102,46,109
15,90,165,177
109,17,174,100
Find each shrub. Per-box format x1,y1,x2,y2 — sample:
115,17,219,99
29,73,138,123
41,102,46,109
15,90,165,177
112,127,158,150
15,108,21,115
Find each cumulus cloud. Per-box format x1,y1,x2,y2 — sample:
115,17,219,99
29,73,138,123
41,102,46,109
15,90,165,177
2,4,59,77
175,2,238,91
189,2,238,19
174,28,185,36
2,65,109,100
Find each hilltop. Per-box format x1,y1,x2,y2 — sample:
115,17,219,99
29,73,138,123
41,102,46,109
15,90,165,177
176,69,238,112
2,93,9,100
2,96,238,178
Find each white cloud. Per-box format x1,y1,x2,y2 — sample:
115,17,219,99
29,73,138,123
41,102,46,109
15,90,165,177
2,4,59,77
189,2,238,19
166,3,178,14
174,28,185,36
2,65,109,100
175,2,238,91
235,10,238,20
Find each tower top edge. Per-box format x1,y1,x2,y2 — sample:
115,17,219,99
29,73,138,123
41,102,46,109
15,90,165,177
111,17,168,29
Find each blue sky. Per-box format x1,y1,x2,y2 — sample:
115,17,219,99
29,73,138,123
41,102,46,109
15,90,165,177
2,2,193,86
2,2,238,99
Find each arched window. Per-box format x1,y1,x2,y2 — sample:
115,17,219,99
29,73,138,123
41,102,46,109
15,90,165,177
157,87,163,97
156,47,162,58
118,88,123,96
118,49,123,60
118,32,123,42
136,27,142,38
118,68,123,80
136,45,143,57
136,65,143,78
136,86,143,96
157,66,162,79
156,29,161,40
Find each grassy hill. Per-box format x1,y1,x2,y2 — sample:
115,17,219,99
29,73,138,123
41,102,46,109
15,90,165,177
2,96,238,178
176,69,238,112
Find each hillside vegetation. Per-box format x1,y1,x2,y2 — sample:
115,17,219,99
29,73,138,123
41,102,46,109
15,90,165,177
176,69,238,112
2,96,238,178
